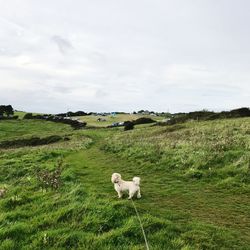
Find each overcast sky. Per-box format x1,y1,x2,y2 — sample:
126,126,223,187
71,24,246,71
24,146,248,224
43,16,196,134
0,0,249,113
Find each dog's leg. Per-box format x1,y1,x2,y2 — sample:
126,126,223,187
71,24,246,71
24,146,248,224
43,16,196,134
137,188,141,199
128,190,135,199
117,190,122,198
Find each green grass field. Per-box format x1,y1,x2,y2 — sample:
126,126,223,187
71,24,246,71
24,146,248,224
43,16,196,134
0,117,249,249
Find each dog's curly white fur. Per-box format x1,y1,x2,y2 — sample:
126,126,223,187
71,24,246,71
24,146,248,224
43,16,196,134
111,173,141,199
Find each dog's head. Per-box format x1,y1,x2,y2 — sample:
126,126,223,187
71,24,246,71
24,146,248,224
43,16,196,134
111,173,121,184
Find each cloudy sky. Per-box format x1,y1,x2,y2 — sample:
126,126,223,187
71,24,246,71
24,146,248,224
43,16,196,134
0,0,249,113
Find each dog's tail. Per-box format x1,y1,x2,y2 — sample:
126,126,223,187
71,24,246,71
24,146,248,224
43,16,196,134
133,177,140,186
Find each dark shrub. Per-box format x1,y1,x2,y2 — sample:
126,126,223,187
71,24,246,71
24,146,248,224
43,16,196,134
0,116,19,120
0,135,63,149
46,116,86,129
229,107,250,117
163,107,250,126
133,117,156,125
0,104,14,117
186,111,215,120
206,108,250,120
22,113,87,129
23,113,33,119
56,111,88,117
124,121,134,131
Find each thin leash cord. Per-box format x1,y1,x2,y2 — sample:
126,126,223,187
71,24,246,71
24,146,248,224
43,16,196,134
131,199,150,250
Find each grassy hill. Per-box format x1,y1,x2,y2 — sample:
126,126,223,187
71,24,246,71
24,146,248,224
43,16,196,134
0,117,249,249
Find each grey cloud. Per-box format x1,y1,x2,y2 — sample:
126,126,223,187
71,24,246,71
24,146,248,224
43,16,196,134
95,89,108,98
51,35,73,54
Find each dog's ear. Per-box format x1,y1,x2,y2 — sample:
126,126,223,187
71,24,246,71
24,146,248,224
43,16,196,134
111,174,115,183
111,173,121,183
111,173,118,183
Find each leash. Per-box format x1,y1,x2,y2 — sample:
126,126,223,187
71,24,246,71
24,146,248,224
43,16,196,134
131,199,150,250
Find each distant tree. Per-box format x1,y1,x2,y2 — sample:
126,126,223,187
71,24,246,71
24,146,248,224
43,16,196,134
0,106,5,117
0,105,14,117
5,105,14,117
74,111,88,116
67,111,74,117
137,110,144,114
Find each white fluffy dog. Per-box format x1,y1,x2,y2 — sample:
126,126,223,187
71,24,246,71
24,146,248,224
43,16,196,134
111,173,141,199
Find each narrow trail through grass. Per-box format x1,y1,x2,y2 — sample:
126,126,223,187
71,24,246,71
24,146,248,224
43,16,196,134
64,131,250,244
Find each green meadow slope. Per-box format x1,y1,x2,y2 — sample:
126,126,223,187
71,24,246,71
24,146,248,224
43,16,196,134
0,118,249,249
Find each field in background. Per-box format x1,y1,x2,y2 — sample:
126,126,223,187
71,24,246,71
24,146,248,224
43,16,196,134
0,120,72,142
0,117,249,249
14,111,44,119
77,113,164,127
14,111,165,128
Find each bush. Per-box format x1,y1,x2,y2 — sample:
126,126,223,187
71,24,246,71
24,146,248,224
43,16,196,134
22,113,87,129
0,116,18,120
23,113,33,119
166,107,250,125
124,121,134,131
56,111,89,117
0,104,14,117
133,117,156,125
0,135,64,149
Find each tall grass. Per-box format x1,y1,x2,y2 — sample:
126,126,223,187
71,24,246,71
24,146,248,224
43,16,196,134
103,118,250,189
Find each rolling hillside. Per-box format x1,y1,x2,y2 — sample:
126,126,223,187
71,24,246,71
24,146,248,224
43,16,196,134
0,117,249,249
